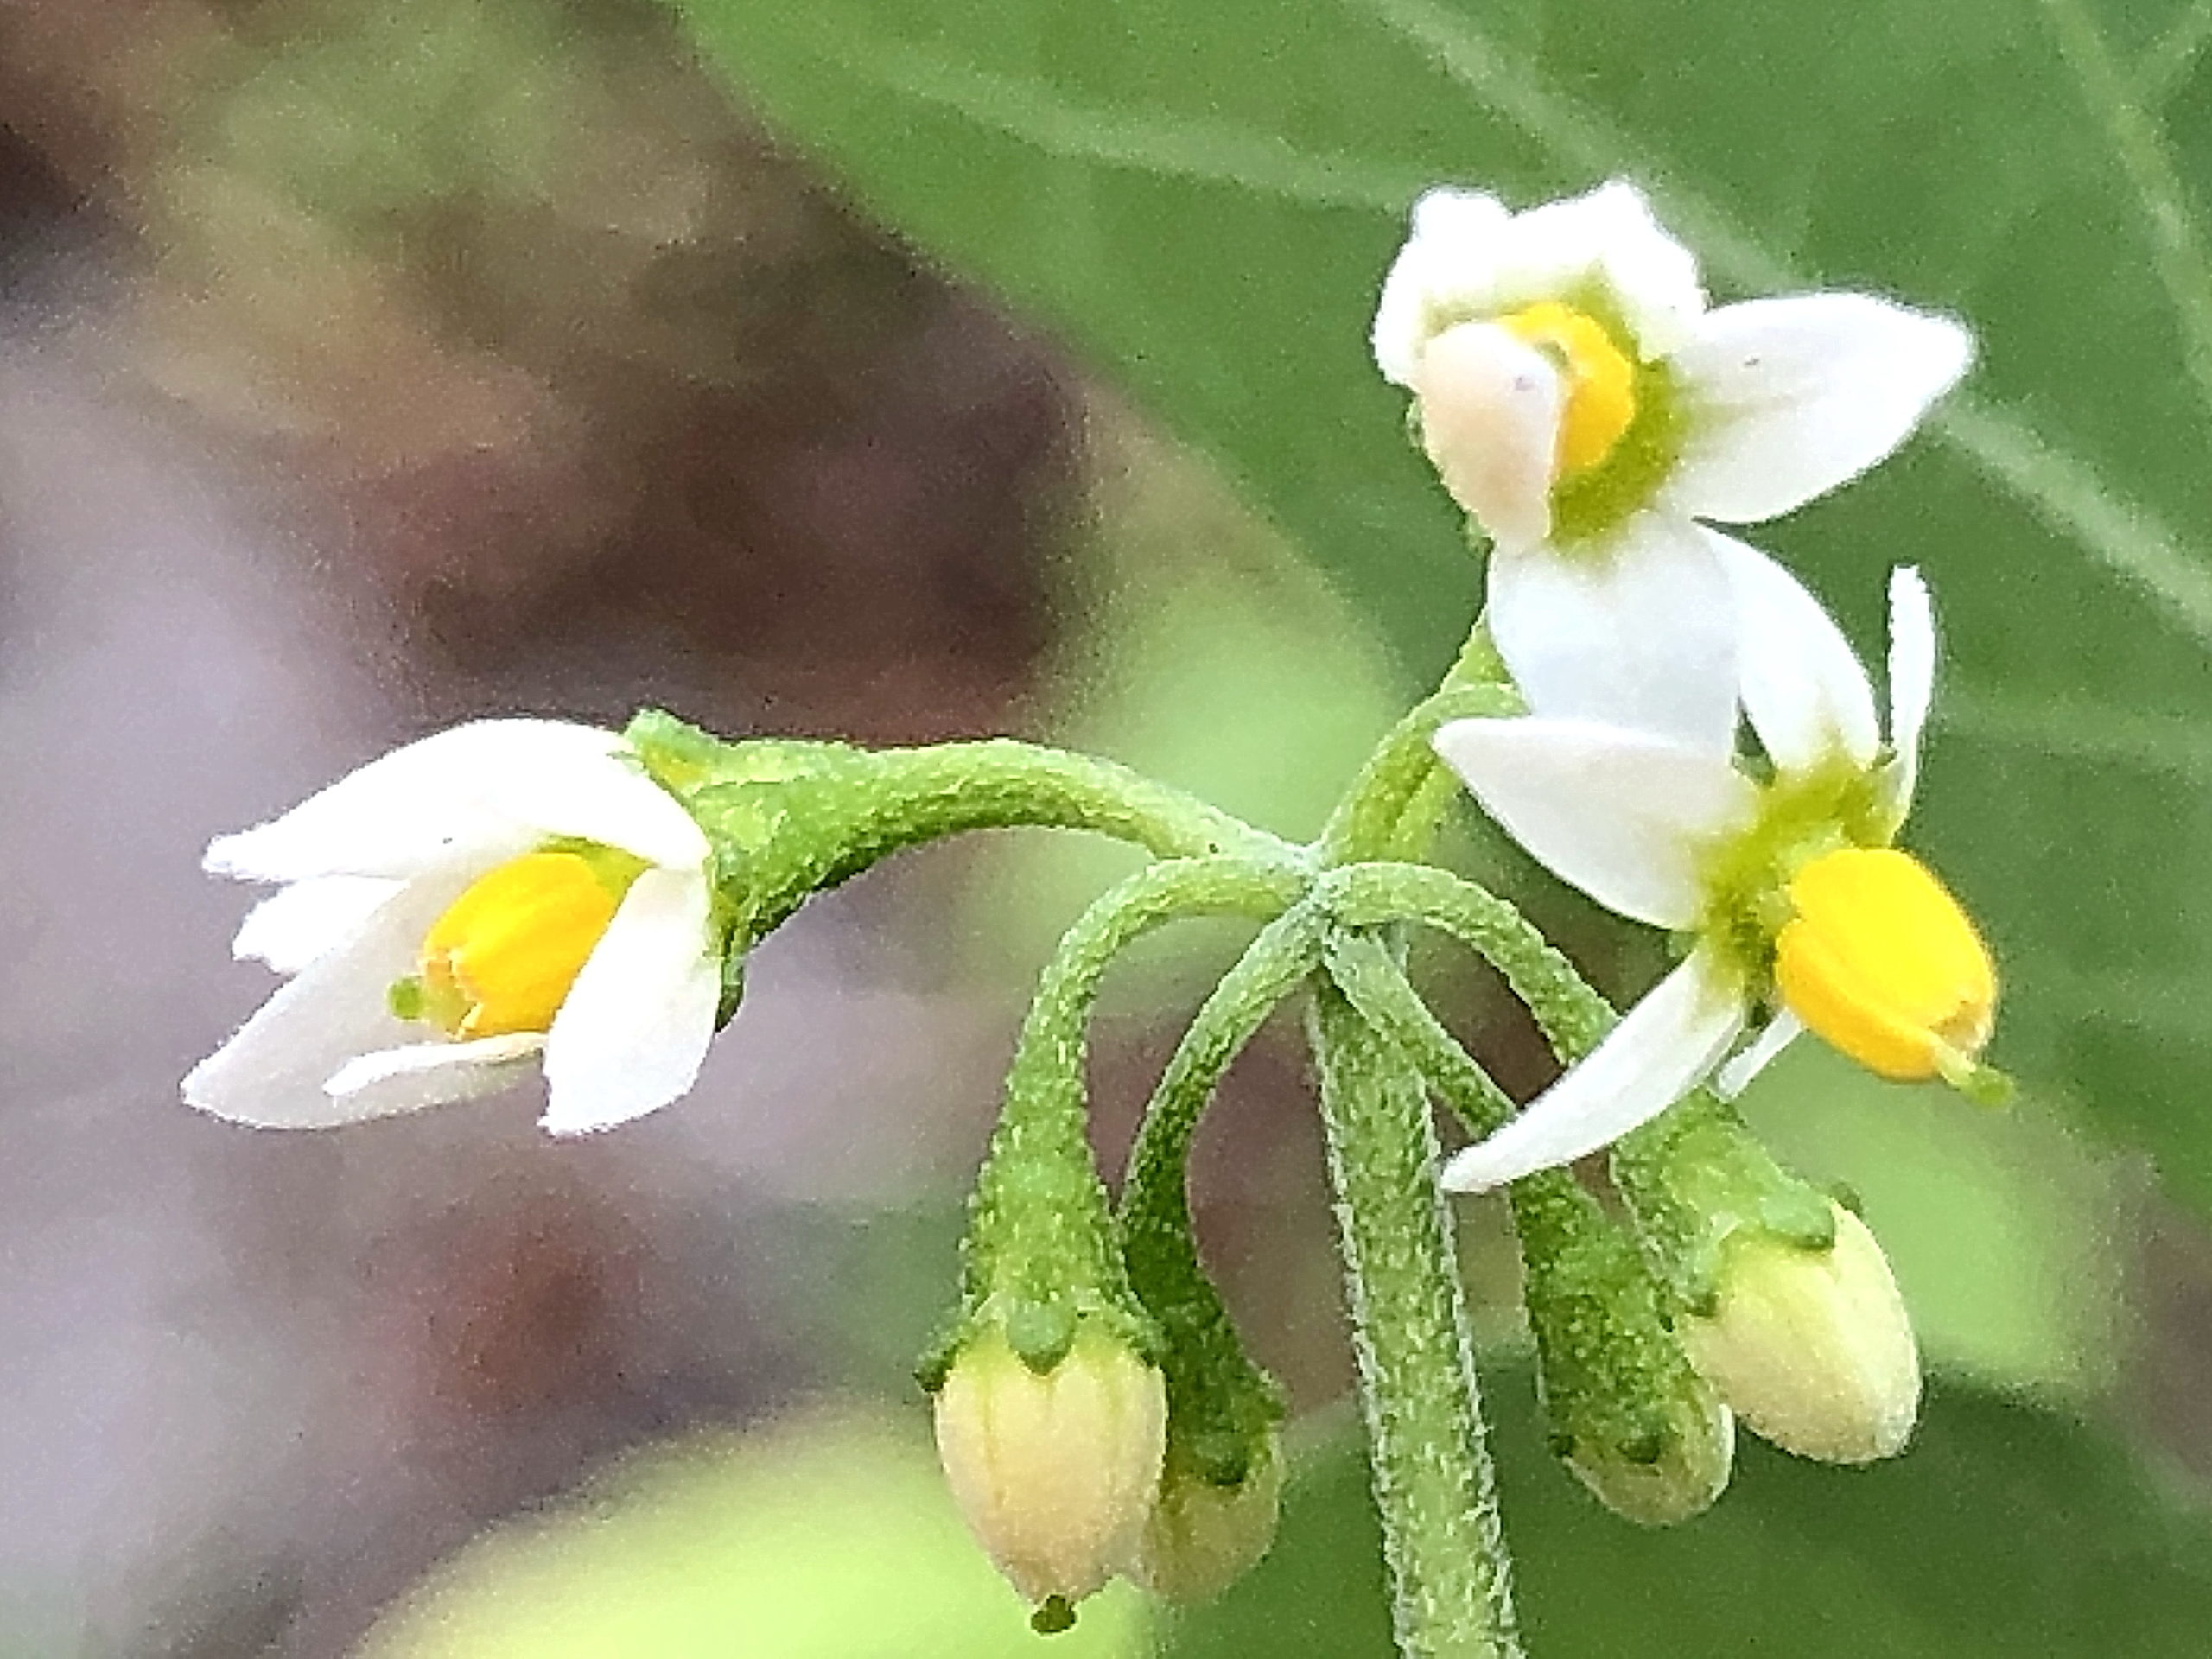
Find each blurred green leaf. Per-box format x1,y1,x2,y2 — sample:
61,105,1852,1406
670,0,2212,1217
358,1411,1149,1658
1171,1382,2212,1656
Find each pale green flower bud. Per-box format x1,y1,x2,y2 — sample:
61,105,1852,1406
931,1326,1167,1625
1682,1202,1920,1464
1128,1428,1283,1603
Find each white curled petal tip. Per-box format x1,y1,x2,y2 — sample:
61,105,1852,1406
1441,953,1747,1192
1487,515,1741,753
539,868,721,1135
1714,1012,1805,1099
1886,565,1937,810
203,720,630,883
1710,534,1881,773
322,1035,543,1120
184,874,467,1127
1371,188,1513,385
1411,322,1560,546
232,875,404,974
1433,716,1757,929
1665,293,1974,524
1499,180,1706,356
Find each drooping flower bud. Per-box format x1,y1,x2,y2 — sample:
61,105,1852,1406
1681,1201,1920,1463
1513,1172,1734,1526
931,1325,1167,1626
1128,1427,1284,1603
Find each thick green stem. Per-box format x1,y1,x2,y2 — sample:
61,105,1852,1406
849,741,1300,868
1308,984,1522,1659
628,711,1303,950
1326,931,1738,1529
1294,618,1527,1658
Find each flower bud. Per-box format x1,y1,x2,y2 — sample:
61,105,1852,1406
1128,1429,1283,1603
1682,1202,1920,1463
931,1326,1167,1620
1511,1172,1733,1526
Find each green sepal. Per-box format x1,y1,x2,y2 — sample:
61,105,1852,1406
1611,1087,1838,1315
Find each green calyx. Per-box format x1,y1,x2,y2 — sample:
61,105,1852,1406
1408,284,1692,553
1610,1088,1840,1316
1691,753,1896,991
1545,287,1690,549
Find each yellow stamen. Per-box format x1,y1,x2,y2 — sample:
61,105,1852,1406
411,850,640,1039
1498,301,1638,475
1773,848,1996,1083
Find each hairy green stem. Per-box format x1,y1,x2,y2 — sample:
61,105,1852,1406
1308,983,1522,1658
852,740,1302,868
1319,628,1516,865
1117,903,1327,1483
1324,861,1613,1059
1298,618,1529,1658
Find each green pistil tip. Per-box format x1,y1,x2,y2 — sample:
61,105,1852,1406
1031,1596,1077,1636
385,976,426,1022
1937,1049,2015,1108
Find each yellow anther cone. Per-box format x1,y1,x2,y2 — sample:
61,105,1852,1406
1499,301,1637,474
1774,848,1995,1082
416,851,634,1038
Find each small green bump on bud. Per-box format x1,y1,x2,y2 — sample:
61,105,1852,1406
1030,1597,1077,1636
1682,1202,1920,1464
1005,1300,1080,1374
1557,1392,1736,1528
931,1326,1166,1614
1128,1428,1284,1603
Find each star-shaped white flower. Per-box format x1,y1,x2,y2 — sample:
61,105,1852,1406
1432,555,1999,1192
185,720,722,1135
1374,180,1972,752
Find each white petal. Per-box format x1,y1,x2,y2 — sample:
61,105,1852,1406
1714,1012,1804,1098
1713,535,1881,773
1442,953,1746,1192
184,868,477,1127
1413,322,1560,547
1666,294,1972,523
1886,565,1937,812
1487,515,1741,753
1497,180,1707,357
323,1034,543,1117
538,868,721,1135
1433,716,1758,927
232,876,403,974
1372,188,1514,385
205,719,705,883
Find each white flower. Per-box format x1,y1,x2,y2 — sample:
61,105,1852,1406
185,720,722,1135
1432,556,1999,1192
1374,180,1972,752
